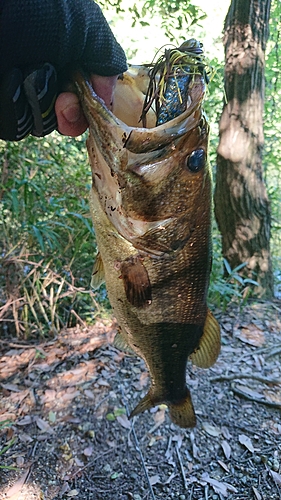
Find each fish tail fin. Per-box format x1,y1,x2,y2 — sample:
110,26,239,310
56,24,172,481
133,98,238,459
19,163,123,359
129,392,154,419
130,389,196,429
190,309,221,368
168,391,196,428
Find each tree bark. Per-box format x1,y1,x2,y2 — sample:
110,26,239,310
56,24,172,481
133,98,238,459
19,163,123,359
214,0,273,298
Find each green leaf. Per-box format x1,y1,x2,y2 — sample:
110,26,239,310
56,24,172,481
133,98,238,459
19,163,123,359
106,413,116,421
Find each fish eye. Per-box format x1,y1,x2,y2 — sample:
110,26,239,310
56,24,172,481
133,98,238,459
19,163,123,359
186,148,205,173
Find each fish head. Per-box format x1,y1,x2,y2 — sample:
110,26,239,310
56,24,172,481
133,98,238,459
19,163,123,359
75,72,210,255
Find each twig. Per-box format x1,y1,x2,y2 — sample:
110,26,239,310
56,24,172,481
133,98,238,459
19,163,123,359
175,443,188,490
265,347,281,360
189,484,194,499
120,385,156,500
68,449,117,479
204,484,209,500
231,383,281,408
70,309,87,327
210,373,281,385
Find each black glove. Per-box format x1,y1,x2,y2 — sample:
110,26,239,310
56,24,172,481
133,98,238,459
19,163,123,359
0,0,127,141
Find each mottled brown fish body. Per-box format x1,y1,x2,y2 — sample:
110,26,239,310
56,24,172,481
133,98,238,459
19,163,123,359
75,67,220,428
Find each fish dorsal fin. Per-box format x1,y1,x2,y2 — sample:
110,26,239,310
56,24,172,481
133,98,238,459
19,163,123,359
190,309,221,368
120,257,152,308
91,252,105,289
113,329,135,355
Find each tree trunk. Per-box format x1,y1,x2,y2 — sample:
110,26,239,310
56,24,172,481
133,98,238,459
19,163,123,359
214,0,273,298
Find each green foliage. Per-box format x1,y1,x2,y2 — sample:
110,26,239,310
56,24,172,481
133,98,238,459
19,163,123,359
0,421,17,471
209,228,260,311
0,135,110,338
264,0,281,297
98,0,206,42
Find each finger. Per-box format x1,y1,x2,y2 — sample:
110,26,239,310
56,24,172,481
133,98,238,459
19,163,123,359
55,92,88,136
90,74,118,109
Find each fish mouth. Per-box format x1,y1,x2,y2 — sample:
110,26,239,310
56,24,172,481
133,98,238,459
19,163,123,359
74,65,208,254
75,71,206,155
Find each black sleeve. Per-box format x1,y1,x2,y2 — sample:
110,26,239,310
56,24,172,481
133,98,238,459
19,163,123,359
0,0,127,78
0,0,127,140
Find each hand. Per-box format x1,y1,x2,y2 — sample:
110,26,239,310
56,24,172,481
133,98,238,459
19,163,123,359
55,74,118,137
0,0,127,141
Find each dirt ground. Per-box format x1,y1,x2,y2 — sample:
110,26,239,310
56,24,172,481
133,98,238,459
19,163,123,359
1,300,281,500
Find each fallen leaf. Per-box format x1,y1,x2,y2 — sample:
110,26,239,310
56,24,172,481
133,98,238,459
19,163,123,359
202,422,221,437
221,426,232,440
221,440,231,459
235,325,265,346
16,456,25,467
217,460,229,472
48,411,56,423
35,417,54,434
201,472,238,497
5,468,30,498
164,472,176,485
252,486,262,500
153,407,166,425
190,431,199,459
83,446,93,457
60,483,70,496
270,470,281,486
173,434,183,449
116,414,131,429
17,415,33,426
235,385,263,399
239,434,255,453
149,474,161,486
1,383,21,392
18,433,33,444
0,413,16,422
67,490,79,497
96,378,110,387
74,457,84,467
84,389,95,399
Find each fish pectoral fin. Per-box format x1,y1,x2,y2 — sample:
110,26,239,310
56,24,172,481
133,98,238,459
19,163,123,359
113,330,135,355
120,257,152,308
91,252,105,289
189,309,221,368
169,391,196,428
129,392,154,419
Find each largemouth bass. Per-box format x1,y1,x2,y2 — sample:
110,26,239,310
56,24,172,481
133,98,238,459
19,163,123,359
75,41,220,428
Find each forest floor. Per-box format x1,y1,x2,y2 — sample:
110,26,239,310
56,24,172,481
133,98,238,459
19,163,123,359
1,300,281,500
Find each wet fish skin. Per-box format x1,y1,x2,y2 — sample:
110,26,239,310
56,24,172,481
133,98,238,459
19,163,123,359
75,68,220,428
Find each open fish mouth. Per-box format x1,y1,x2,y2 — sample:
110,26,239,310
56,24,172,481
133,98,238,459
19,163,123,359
74,40,212,255
74,41,220,429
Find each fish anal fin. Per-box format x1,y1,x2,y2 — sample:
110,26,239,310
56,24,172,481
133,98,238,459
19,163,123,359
113,329,135,355
169,391,196,428
91,252,105,289
190,309,221,368
120,257,152,308
129,392,154,419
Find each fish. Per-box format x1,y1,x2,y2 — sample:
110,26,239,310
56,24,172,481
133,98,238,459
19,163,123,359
74,41,220,428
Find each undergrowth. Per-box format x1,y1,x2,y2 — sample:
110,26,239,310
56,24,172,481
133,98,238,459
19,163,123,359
0,134,110,339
